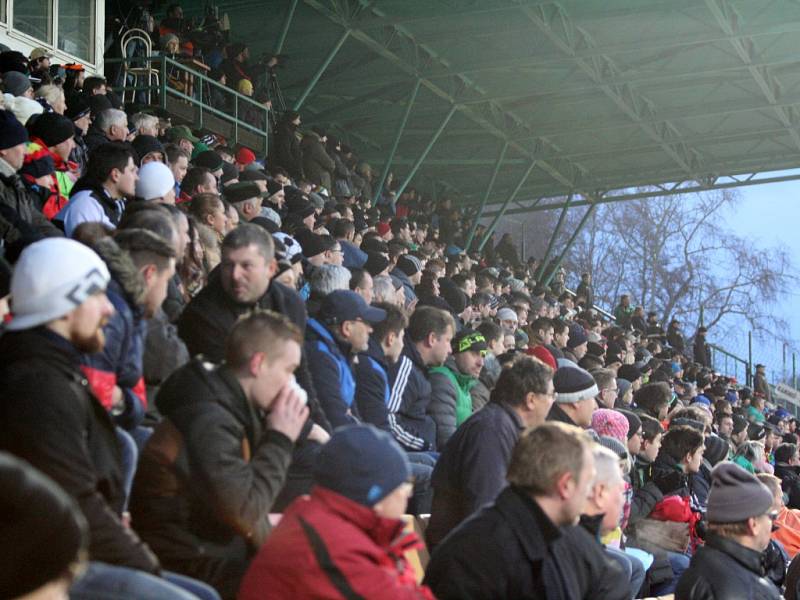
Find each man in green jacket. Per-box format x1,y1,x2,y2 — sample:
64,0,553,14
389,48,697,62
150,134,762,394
428,329,486,449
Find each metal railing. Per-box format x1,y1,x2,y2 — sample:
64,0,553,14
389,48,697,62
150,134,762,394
106,55,269,156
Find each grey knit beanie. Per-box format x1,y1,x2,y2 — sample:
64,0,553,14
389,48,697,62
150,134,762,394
706,462,773,523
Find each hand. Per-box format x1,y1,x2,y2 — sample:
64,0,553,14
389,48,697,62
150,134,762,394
111,386,124,412
307,423,330,445
266,383,309,442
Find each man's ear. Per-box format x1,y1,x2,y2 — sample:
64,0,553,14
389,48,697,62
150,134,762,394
425,331,437,349
555,470,575,501
140,263,157,285
248,351,265,377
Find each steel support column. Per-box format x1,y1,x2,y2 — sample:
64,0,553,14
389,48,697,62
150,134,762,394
541,203,598,287
464,142,508,250
394,104,458,199
293,29,351,111
536,193,574,282
274,0,300,55
477,160,538,252
372,79,421,206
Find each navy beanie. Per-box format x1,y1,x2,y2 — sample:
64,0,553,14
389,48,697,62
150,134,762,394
0,110,28,150
313,425,411,507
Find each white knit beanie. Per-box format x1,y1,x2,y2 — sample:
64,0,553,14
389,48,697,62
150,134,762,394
135,161,175,201
7,238,110,331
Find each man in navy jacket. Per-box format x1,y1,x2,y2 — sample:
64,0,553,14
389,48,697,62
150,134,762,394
305,290,386,428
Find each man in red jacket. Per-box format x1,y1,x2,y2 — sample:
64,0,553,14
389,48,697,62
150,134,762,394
239,424,434,600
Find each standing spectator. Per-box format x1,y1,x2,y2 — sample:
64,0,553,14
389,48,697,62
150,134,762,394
614,294,634,329
273,111,303,181
424,422,596,599
693,326,711,368
667,319,686,354
301,127,335,191
426,357,555,547
131,311,309,599
576,271,594,308
387,306,454,451
60,142,137,236
305,290,386,428
239,425,434,600
428,329,486,448
754,363,773,404
494,232,519,267
675,463,781,599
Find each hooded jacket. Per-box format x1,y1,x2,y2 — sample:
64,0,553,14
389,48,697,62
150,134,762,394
79,238,148,430
130,358,295,598
386,335,436,451
239,486,434,600
0,328,159,573
428,355,477,449
304,317,358,429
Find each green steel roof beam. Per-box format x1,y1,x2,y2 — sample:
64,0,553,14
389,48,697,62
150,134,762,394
301,0,592,194
273,0,299,55
372,78,422,206
394,104,457,199
541,202,599,288
293,28,351,111
704,0,800,152
477,159,538,252
536,192,574,282
464,141,509,251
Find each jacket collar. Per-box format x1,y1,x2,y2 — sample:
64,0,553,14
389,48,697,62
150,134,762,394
0,156,16,178
307,318,352,357
547,403,577,426
402,333,427,371
705,532,766,576
311,486,405,547
494,486,562,562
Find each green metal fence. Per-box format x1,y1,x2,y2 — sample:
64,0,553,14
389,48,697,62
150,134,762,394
107,55,269,157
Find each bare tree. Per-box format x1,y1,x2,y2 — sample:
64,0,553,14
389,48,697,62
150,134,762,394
552,189,797,344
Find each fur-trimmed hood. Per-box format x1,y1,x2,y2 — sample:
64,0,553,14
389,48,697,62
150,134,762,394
89,236,145,307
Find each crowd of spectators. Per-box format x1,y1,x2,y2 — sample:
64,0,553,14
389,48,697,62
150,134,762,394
1,15,800,600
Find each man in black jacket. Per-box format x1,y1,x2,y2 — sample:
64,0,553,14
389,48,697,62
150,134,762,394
676,462,781,599
426,357,554,548
0,238,205,598
425,422,597,599
131,310,308,599
177,224,330,509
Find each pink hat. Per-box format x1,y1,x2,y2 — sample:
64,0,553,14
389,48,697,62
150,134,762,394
591,409,629,442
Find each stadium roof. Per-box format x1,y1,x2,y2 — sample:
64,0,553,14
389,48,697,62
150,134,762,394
222,0,800,214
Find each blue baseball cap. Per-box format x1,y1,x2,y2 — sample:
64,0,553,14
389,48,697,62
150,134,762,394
319,290,386,325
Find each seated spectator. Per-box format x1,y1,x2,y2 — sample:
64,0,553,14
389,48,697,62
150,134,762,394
676,463,781,599
84,108,128,153
3,70,33,98
130,112,160,137
387,306,454,452
0,239,211,598
165,144,189,191
634,381,672,422
426,356,555,547
131,310,309,599
629,413,665,526
428,328,486,448
349,266,373,303
135,161,176,204
0,451,87,599
547,364,599,429
774,442,800,509
60,141,137,236
34,83,67,114
179,166,218,203
425,422,596,598
188,192,227,243
224,181,265,222
132,134,166,166
165,125,199,156
0,111,62,240
239,425,434,599
306,290,386,428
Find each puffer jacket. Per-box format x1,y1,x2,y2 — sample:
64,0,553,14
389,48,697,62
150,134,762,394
300,130,335,191
239,486,434,600
0,156,62,238
387,335,436,451
676,532,782,599
470,353,501,411
130,358,295,599
79,238,148,431
304,318,358,429
428,355,476,449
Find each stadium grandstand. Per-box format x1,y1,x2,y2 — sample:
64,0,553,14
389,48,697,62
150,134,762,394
1,1,800,599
